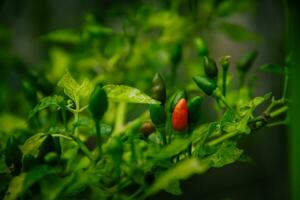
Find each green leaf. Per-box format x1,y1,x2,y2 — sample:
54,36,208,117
103,84,160,104
84,24,113,36
154,138,191,160
220,109,236,127
21,133,47,159
219,22,261,42
216,0,254,17
163,180,182,195
204,141,243,168
57,72,92,104
4,165,56,200
147,158,208,196
41,29,81,44
0,114,27,133
28,96,60,119
260,64,284,75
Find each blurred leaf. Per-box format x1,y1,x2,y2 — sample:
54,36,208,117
41,29,81,44
4,165,56,200
216,0,255,17
57,72,92,104
103,84,159,104
28,96,60,119
260,64,284,75
204,141,243,168
49,48,71,82
147,158,208,196
84,24,113,36
155,138,191,160
219,22,261,42
0,114,27,133
163,180,182,195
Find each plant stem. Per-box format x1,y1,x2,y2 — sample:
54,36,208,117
269,106,288,118
207,131,238,146
222,68,228,96
71,135,94,163
218,95,232,110
282,68,289,99
112,102,127,136
94,119,102,158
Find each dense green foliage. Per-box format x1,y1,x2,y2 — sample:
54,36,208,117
0,1,289,199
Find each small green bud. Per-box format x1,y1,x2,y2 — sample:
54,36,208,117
220,55,230,71
193,75,217,96
89,84,109,121
152,73,166,104
204,56,218,78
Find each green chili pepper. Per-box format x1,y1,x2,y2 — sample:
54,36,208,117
204,56,218,78
236,50,258,72
193,75,217,96
188,96,203,124
195,37,208,57
89,84,109,121
167,90,187,113
220,55,230,96
152,73,166,104
149,104,166,126
170,42,183,66
4,136,23,175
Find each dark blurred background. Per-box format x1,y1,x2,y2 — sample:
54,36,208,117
0,0,288,199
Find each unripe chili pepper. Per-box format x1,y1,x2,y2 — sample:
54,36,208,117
151,73,166,104
167,90,187,113
193,75,217,96
236,50,258,72
220,55,230,96
204,56,218,78
149,104,166,126
4,136,22,175
172,98,188,132
188,96,203,124
195,37,208,57
140,121,156,138
170,42,183,66
89,84,109,121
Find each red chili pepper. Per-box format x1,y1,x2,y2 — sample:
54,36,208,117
172,98,188,132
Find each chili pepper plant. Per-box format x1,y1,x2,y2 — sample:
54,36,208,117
0,2,289,200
